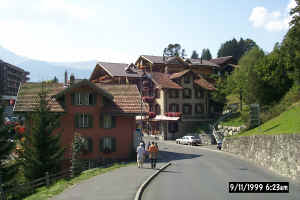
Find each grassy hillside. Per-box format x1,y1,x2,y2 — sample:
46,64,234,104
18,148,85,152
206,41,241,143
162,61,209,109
238,103,300,136
220,112,244,126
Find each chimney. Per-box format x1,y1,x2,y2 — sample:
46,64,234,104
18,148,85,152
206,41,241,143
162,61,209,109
70,73,75,85
64,70,68,86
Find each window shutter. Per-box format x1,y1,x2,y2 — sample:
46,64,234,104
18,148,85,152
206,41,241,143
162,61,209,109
112,116,116,128
88,138,93,152
71,94,75,105
99,114,104,128
74,113,79,128
111,137,116,152
99,138,104,152
93,94,97,105
88,114,93,128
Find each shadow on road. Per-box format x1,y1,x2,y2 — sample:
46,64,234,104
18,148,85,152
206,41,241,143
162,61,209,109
157,150,203,162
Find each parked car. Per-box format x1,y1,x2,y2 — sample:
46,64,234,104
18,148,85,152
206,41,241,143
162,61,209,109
4,117,18,126
176,136,200,146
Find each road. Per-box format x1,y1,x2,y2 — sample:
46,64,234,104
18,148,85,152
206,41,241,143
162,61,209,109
142,140,300,200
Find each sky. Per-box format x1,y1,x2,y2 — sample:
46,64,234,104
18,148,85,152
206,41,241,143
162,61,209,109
0,0,297,65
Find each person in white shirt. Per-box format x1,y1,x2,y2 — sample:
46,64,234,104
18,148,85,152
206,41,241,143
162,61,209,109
136,143,145,168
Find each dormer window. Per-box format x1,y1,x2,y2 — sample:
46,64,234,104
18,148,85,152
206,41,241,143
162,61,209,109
71,93,96,106
184,75,191,84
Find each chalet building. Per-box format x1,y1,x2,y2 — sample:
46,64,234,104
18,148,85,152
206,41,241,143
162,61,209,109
89,55,224,140
0,60,29,104
14,80,147,163
209,56,238,76
89,62,143,85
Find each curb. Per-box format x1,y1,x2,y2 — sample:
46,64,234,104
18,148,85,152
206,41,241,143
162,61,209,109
134,162,171,200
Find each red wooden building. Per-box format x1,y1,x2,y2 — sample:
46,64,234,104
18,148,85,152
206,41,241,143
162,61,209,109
14,80,147,162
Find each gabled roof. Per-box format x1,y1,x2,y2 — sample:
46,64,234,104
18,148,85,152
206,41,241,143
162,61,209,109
138,55,186,65
14,82,65,112
186,58,219,67
150,72,182,89
139,55,165,64
169,69,191,80
209,56,234,65
90,62,142,80
95,84,147,114
194,78,216,91
55,79,113,100
14,80,147,115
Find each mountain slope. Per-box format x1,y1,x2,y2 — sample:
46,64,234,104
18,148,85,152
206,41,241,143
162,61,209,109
0,46,96,82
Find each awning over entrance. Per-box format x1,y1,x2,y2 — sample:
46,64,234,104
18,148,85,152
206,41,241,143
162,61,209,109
151,115,180,121
136,115,147,120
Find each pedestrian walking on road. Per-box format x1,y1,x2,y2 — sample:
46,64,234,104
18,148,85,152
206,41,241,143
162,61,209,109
148,142,158,169
136,143,145,168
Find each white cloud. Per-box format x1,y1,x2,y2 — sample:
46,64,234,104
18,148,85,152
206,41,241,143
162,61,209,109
249,7,268,27
249,0,297,32
39,0,97,21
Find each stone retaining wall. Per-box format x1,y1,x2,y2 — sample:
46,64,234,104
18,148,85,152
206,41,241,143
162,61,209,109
223,134,300,181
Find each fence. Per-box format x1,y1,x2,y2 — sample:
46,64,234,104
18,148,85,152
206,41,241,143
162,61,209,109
0,158,123,200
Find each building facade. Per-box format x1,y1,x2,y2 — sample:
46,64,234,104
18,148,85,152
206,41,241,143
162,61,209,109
14,80,147,163
89,55,226,140
0,60,29,101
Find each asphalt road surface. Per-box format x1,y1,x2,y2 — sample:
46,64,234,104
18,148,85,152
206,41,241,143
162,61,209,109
142,140,300,200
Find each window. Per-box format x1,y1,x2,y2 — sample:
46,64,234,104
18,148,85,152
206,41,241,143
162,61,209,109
75,113,93,128
72,93,96,106
169,103,179,112
100,113,116,129
195,103,204,114
174,78,181,85
194,88,203,99
183,88,192,98
155,88,160,98
168,122,178,133
168,89,179,98
155,104,161,115
184,75,191,83
99,136,116,153
182,104,192,115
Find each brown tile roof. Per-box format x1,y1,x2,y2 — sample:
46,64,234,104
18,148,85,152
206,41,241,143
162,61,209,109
169,69,191,80
194,78,216,91
15,80,147,115
95,62,142,78
141,55,165,64
187,58,219,67
209,56,233,65
140,55,187,65
14,82,65,112
150,72,182,89
95,84,147,114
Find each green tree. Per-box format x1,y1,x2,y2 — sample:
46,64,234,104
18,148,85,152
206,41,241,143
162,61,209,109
227,47,265,108
70,133,87,177
282,0,300,85
201,48,212,60
163,43,185,58
217,38,257,62
20,83,64,181
52,76,58,83
0,106,17,184
191,50,199,59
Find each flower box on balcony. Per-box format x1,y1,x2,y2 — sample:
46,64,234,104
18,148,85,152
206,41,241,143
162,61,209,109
148,112,156,119
164,112,181,117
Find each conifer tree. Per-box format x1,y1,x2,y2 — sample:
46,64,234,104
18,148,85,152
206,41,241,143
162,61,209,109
20,82,64,181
